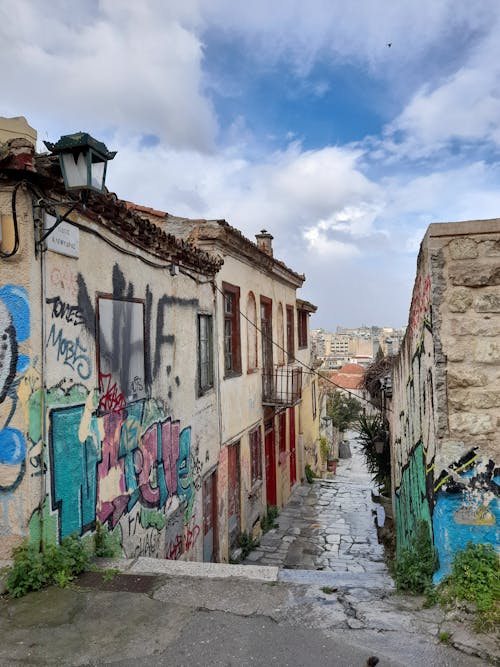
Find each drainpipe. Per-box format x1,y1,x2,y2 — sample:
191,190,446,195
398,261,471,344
33,197,47,550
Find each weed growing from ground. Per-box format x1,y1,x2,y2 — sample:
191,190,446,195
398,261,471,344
305,464,315,484
94,520,121,558
260,505,279,533
6,535,89,598
393,519,437,594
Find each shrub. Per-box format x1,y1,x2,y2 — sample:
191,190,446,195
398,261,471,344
261,505,279,533
94,520,121,558
394,519,437,594
305,464,315,484
6,535,90,598
436,542,500,632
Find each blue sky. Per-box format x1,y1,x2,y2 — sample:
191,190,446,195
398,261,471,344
2,1,500,329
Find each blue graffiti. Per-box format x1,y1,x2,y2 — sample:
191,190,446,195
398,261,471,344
0,285,30,492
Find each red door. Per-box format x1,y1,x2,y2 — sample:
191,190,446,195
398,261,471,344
203,469,217,562
289,406,297,486
228,443,241,550
265,420,277,506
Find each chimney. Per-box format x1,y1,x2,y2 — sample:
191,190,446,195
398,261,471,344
255,229,273,257
0,117,37,172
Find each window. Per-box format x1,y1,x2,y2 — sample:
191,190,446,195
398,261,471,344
223,282,241,376
97,297,146,412
246,292,257,371
312,381,317,419
198,314,214,394
286,305,294,363
298,309,308,348
249,426,262,485
277,303,284,365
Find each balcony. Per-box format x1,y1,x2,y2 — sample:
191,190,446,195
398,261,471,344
262,365,302,406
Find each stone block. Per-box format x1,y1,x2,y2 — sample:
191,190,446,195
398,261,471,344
448,317,500,336
449,389,500,409
474,339,500,363
449,262,500,286
448,238,478,260
447,288,473,312
446,344,466,362
447,368,488,388
474,293,500,312
449,412,495,435
482,239,500,256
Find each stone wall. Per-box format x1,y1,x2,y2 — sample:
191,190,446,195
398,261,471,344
391,219,500,580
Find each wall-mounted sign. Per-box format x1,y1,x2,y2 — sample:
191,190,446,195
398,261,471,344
44,213,80,258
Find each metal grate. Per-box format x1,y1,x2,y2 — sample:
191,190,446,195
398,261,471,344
262,366,302,406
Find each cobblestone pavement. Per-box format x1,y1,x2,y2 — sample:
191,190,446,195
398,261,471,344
244,433,389,578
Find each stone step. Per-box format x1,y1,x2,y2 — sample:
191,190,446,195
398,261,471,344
277,567,394,590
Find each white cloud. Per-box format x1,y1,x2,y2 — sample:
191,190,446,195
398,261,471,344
0,0,217,151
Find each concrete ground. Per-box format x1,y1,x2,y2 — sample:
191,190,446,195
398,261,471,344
0,434,497,665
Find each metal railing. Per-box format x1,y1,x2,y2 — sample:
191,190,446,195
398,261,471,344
262,366,302,406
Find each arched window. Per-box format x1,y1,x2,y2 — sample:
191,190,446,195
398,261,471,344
277,303,284,365
247,291,258,371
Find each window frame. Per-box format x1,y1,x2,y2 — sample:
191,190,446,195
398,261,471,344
246,291,258,373
297,309,308,349
249,425,263,486
197,312,214,396
286,305,294,363
222,281,241,378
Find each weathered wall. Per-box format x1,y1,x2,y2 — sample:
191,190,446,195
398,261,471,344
391,220,500,579
0,186,42,558
1,188,220,562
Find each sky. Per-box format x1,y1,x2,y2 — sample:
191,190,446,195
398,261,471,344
2,1,500,329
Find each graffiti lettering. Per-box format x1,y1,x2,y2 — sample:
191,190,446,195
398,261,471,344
50,266,78,297
46,296,84,326
98,372,126,413
47,324,91,380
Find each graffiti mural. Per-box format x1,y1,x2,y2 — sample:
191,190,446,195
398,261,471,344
0,285,30,495
432,449,499,582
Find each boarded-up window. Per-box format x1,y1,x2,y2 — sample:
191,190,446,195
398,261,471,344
97,297,146,409
249,426,262,485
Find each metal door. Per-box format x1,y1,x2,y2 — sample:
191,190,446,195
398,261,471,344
203,469,217,562
264,420,277,506
289,406,297,486
227,443,241,550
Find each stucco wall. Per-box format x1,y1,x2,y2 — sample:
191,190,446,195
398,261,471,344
1,187,220,562
391,219,500,579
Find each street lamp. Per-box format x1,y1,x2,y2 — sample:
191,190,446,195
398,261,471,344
44,132,116,193
35,132,116,252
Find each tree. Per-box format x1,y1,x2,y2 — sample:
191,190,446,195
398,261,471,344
326,390,362,432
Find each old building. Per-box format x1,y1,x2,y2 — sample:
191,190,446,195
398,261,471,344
127,209,319,559
0,119,319,563
390,219,500,579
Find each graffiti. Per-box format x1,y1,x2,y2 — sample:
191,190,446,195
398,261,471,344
47,323,91,380
77,263,198,391
165,517,200,559
432,451,499,582
46,296,84,326
408,273,431,339
50,266,78,297
185,518,201,551
0,285,30,493
167,534,184,560
98,372,126,413
49,397,195,540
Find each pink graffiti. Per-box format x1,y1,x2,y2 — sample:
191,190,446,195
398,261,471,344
185,518,201,551
167,535,184,560
49,266,78,297
408,274,431,338
96,413,185,529
98,372,126,413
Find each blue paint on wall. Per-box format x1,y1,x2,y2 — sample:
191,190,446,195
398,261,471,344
433,493,500,583
0,428,26,465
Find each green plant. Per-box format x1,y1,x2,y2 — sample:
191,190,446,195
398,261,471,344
394,520,437,594
438,631,451,644
436,542,500,632
319,436,330,463
6,535,90,598
305,464,315,483
356,413,391,494
238,531,260,560
320,586,337,594
102,568,120,582
261,505,279,533
326,390,362,432
94,520,121,558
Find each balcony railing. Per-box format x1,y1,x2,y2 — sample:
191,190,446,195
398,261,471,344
262,366,302,406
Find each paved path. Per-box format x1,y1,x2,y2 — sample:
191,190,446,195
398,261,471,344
244,432,390,582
